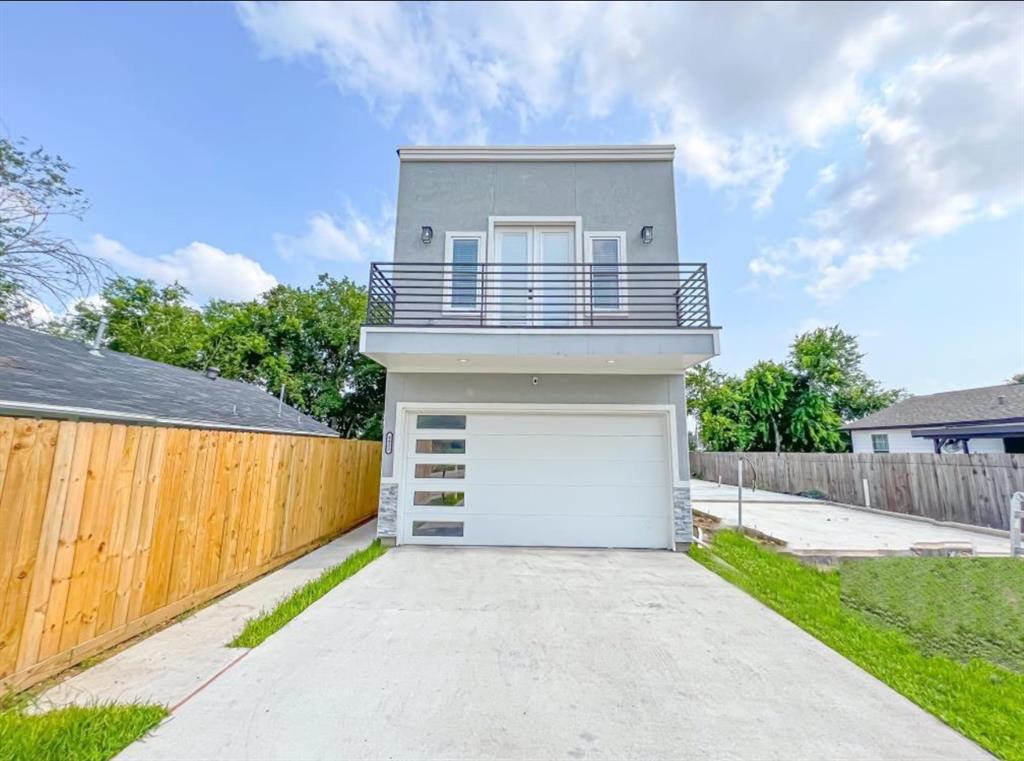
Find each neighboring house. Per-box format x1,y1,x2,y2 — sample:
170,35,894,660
844,383,1024,454
360,144,720,549
0,324,337,437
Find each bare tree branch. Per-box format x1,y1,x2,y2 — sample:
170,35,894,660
0,137,109,313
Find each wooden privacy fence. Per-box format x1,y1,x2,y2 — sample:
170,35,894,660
689,451,1024,531
0,417,380,692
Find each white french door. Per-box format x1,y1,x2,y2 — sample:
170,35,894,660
491,226,577,326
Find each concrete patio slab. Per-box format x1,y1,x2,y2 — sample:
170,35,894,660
37,520,378,711
691,479,1010,556
119,546,988,760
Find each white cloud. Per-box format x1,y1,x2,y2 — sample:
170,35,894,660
273,203,394,263
235,1,896,207
809,163,838,197
237,1,1024,295
795,317,829,336
22,298,55,325
89,234,278,303
750,236,914,303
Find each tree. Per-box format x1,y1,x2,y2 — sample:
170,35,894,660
1010,373,1024,384
741,360,794,452
685,326,901,453
208,275,384,439
694,374,750,452
0,278,34,324
56,274,386,440
789,326,902,424
787,327,903,451
0,138,103,308
64,276,208,368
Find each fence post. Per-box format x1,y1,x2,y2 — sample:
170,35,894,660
1012,492,1023,558
862,478,871,508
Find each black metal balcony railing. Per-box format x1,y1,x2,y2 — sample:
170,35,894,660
365,262,712,328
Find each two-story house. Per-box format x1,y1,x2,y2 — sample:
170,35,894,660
359,145,720,550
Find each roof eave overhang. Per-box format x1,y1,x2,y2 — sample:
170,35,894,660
397,145,676,162
844,415,1024,432
0,399,339,438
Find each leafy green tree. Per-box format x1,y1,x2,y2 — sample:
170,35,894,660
740,360,794,452
686,326,900,453
789,326,902,424
786,387,844,452
208,275,384,439
1010,373,1024,384
63,276,208,368
688,370,750,452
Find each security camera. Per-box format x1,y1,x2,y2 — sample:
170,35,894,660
531,376,540,385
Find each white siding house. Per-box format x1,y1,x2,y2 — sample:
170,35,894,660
850,429,1006,454
844,384,1024,454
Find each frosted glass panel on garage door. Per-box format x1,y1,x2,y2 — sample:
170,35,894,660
402,411,672,548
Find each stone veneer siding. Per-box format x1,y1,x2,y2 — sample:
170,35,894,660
377,482,398,539
673,485,693,546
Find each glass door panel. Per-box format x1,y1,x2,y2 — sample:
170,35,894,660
495,229,531,325
536,229,574,326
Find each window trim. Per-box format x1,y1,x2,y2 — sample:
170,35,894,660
584,231,628,314
443,232,486,313
871,433,890,453
485,216,583,264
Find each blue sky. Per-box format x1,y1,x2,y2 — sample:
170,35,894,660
2,1,1022,393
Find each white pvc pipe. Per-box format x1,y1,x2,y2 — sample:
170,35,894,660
737,459,744,530
1011,492,1023,558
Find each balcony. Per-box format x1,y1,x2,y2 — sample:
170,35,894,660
366,262,712,328
360,262,720,374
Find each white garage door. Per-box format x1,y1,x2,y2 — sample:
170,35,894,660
399,409,672,548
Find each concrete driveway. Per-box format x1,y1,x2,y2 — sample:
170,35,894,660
120,547,988,760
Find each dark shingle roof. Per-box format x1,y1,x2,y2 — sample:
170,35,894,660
0,324,337,437
843,383,1024,430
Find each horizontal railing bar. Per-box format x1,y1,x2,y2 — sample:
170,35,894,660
370,261,707,267
365,261,711,328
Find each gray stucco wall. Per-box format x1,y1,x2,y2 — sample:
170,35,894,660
394,160,678,265
379,372,690,479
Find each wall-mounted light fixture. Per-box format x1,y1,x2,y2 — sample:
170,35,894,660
641,225,654,244
421,226,434,244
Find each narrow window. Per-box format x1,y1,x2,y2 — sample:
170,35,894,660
412,520,464,538
413,491,465,507
414,464,466,479
445,233,484,311
871,434,890,453
415,439,466,455
416,415,466,430
589,236,623,311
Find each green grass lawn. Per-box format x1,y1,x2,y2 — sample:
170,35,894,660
841,556,1024,673
690,531,1024,761
0,699,166,761
230,539,387,648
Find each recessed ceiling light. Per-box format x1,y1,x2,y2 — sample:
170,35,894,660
458,358,469,364
606,359,616,364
